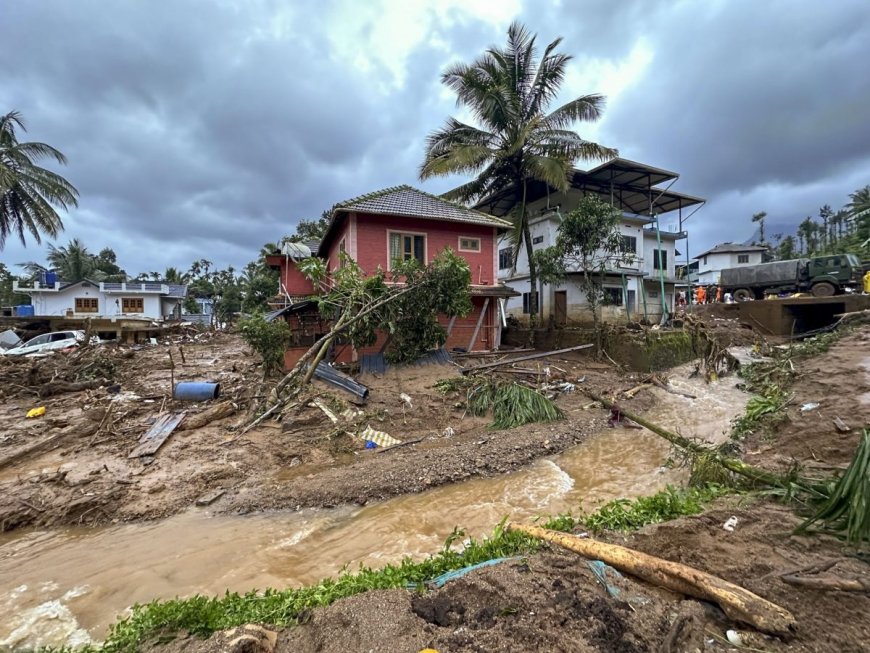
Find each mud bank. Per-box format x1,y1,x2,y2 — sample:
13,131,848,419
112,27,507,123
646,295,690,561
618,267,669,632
0,337,639,532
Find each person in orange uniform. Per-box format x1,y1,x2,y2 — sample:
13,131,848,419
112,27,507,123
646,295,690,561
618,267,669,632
716,286,723,303
695,285,707,304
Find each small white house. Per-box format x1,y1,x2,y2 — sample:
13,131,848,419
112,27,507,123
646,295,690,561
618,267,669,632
480,158,704,325
13,279,187,321
694,243,766,285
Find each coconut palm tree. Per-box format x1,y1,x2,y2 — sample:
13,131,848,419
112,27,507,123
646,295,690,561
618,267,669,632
0,111,78,248
817,204,833,250
164,267,190,284
751,211,767,245
420,21,616,321
45,238,100,282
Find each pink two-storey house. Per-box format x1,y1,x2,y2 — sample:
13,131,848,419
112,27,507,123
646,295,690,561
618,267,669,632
268,185,517,367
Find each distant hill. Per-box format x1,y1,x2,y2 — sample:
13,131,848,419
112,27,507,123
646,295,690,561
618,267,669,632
742,222,799,245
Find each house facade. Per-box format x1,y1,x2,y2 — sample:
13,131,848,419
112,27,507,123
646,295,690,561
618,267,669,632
13,279,187,321
267,185,517,366
694,244,766,285
479,159,705,325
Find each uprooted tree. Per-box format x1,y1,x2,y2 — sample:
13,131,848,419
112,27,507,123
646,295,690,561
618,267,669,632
242,248,472,431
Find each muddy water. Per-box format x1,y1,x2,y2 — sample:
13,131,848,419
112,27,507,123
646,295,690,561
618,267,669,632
0,366,746,649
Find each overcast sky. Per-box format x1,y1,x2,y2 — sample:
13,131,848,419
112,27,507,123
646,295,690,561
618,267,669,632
3,0,869,275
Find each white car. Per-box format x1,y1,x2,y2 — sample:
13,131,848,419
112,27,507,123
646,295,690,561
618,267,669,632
1,330,87,356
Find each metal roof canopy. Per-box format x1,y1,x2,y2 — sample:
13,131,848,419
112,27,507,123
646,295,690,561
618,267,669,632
474,158,705,218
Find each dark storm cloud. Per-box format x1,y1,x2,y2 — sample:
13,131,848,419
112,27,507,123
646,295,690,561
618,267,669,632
2,0,869,273
0,0,470,273
518,0,870,249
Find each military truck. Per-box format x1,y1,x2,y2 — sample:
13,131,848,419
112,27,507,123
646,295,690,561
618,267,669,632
719,254,862,300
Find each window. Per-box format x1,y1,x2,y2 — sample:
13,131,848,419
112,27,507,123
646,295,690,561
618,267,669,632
338,238,347,268
458,236,481,252
703,256,708,265
532,235,544,245
498,247,513,270
521,291,538,314
388,232,425,267
647,290,659,299
737,254,749,264
653,249,668,270
121,297,144,313
75,297,98,313
602,287,624,306
620,235,637,253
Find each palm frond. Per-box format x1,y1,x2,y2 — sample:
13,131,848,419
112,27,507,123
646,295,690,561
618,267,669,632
546,94,608,128
0,111,77,248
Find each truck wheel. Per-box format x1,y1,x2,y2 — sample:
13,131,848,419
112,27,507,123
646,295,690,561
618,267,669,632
733,288,753,301
811,282,835,297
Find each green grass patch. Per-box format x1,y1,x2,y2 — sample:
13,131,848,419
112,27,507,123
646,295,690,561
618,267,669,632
580,484,730,534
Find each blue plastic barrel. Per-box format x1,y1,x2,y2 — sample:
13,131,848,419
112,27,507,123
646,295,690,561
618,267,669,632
44,271,57,286
15,305,35,317
173,382,220,401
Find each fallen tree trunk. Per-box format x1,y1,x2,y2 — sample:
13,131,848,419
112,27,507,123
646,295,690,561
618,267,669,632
38,379,106,398
179,401,237,431
780,575,870,592
460,343,594,374
507,523,796,637
0,422,99,471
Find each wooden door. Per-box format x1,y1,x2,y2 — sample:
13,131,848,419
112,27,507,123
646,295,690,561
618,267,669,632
554,290,567,326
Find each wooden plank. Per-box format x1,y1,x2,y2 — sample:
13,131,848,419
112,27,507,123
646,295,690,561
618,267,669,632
129,412,186,458
460,343,595,374
195,488,226,506
468,297,490,351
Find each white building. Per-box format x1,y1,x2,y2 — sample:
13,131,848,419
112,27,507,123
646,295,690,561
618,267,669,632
13,279,187,321
478,159,705,325
694,243,766,285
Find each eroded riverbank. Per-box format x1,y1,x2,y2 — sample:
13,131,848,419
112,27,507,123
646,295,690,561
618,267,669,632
0,361,748,648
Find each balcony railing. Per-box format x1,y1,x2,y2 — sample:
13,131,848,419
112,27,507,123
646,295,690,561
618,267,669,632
13,280,170,294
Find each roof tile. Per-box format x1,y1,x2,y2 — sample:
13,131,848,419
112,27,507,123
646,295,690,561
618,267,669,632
334,185,512,229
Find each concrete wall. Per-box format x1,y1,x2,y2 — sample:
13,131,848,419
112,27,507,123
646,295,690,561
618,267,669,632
697,250,764,284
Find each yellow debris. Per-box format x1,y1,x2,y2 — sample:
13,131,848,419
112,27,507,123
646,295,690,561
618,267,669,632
26,406,46,418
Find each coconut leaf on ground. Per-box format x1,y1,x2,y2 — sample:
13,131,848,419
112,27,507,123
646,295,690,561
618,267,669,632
798,428,870,545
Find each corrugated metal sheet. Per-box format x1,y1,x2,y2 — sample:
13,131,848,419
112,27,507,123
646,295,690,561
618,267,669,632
360,347,451,375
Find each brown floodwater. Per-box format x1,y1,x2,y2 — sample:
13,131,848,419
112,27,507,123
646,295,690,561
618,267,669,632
0,364,747,649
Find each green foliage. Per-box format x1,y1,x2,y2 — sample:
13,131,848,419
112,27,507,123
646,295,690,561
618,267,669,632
239,313,291,374
798,429,870,545
291,213,331,242
300,249,472,365
385,249,472,363
581,485,729,534
438,375,563,429
731,388,789,439
0,110,78,248
71,515,576,653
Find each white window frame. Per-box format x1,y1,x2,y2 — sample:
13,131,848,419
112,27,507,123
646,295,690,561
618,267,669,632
386,230,428,270
458,236,481,252
338,237,347,268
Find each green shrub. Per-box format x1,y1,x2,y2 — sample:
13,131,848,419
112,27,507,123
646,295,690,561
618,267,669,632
239,313,291,375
